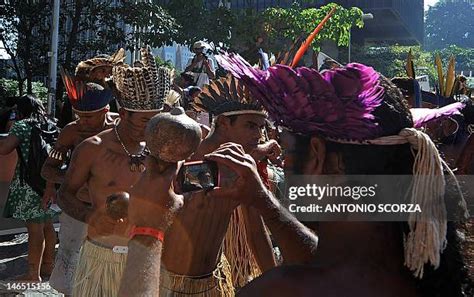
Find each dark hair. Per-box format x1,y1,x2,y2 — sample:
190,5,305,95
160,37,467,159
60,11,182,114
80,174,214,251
187,86,201,97
391,77,416,96
0,110,12,133
0,96,18,133
16,94,46,122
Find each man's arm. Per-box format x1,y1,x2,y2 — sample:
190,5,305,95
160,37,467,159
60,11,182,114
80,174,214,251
206,143,318,264
57,138,97,222
241,206,277,271
0,134,19,155
250,139,282,166
253,189,318,264
118,158,183,297
41,126,73,184
185,57,198,72
204,58,215,80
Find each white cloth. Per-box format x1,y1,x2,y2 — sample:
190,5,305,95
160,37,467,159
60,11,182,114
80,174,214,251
49,213,88,295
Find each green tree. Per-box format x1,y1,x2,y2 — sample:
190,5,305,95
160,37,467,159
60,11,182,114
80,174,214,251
436,45,474,72
0,78,48,104
1,0,179,100
162,0,234,47
425,0,474,50
0,0,51,95
262,2,364,53
351,44,474,93
352,46,437,80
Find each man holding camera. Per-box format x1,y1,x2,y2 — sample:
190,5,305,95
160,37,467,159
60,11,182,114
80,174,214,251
185,41,216,88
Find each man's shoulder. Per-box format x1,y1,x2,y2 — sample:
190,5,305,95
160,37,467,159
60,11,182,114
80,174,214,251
61,121,81,134
58,121,85,145
75,129,112,153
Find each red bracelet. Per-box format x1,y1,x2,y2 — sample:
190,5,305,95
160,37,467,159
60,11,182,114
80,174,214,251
129,226,165,242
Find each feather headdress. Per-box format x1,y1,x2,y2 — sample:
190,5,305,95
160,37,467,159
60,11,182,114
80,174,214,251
217,52,470,279
75,48,126,80
216,52,383,141
194,75,266,117
112,46,172,112
60,67,112,113
411,102,465,128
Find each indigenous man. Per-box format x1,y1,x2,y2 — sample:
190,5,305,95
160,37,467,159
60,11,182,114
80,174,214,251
215,53,470,297
41,68,118,296
57,47,171,297
58,50,125,127
119,106,203,297
158,76,278,297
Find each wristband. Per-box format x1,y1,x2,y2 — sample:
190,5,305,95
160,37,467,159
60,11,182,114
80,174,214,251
129,226,165,242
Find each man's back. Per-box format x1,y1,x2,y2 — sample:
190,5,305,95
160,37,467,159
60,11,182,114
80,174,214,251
239,222,419,297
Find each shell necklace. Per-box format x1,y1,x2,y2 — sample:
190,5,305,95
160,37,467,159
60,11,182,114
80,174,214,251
114,124,148,172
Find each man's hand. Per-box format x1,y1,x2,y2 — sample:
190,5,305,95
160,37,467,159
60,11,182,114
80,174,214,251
205,143,269,207
87,205,129,238
41,184,56,210
251,139,282,162
203,58,211,69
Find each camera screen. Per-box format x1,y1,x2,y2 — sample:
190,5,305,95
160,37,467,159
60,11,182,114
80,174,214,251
178,161,218,193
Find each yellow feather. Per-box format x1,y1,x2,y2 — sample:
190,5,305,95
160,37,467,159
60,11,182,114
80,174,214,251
445,56,456,97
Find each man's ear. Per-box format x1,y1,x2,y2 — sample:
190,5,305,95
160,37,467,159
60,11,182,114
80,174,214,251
216,115,231,131
118,108,128,119
305,136,326,175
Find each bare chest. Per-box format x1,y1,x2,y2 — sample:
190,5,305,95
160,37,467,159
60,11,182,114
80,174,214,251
88,148,143,203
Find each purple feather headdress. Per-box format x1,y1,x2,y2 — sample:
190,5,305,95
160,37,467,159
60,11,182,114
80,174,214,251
216,53,384,141
410,102,465,128
217,52,469,279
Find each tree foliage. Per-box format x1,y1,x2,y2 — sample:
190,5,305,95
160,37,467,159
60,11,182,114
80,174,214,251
425,0,474,50
351,45,474,89
161,0,234,46
0,0,180,97
0,0,51,95
262,3,364,52
435,45,474,72
0,78,48,104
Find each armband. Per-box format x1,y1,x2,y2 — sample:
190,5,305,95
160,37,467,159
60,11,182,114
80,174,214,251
48,148,64,161
129,226,164,242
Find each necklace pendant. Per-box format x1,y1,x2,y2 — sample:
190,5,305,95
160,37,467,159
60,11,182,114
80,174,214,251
130,155,146,173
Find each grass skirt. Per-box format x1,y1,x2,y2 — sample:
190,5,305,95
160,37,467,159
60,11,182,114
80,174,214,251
223,206,262,288
160,255,234,297
72,239,127,297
